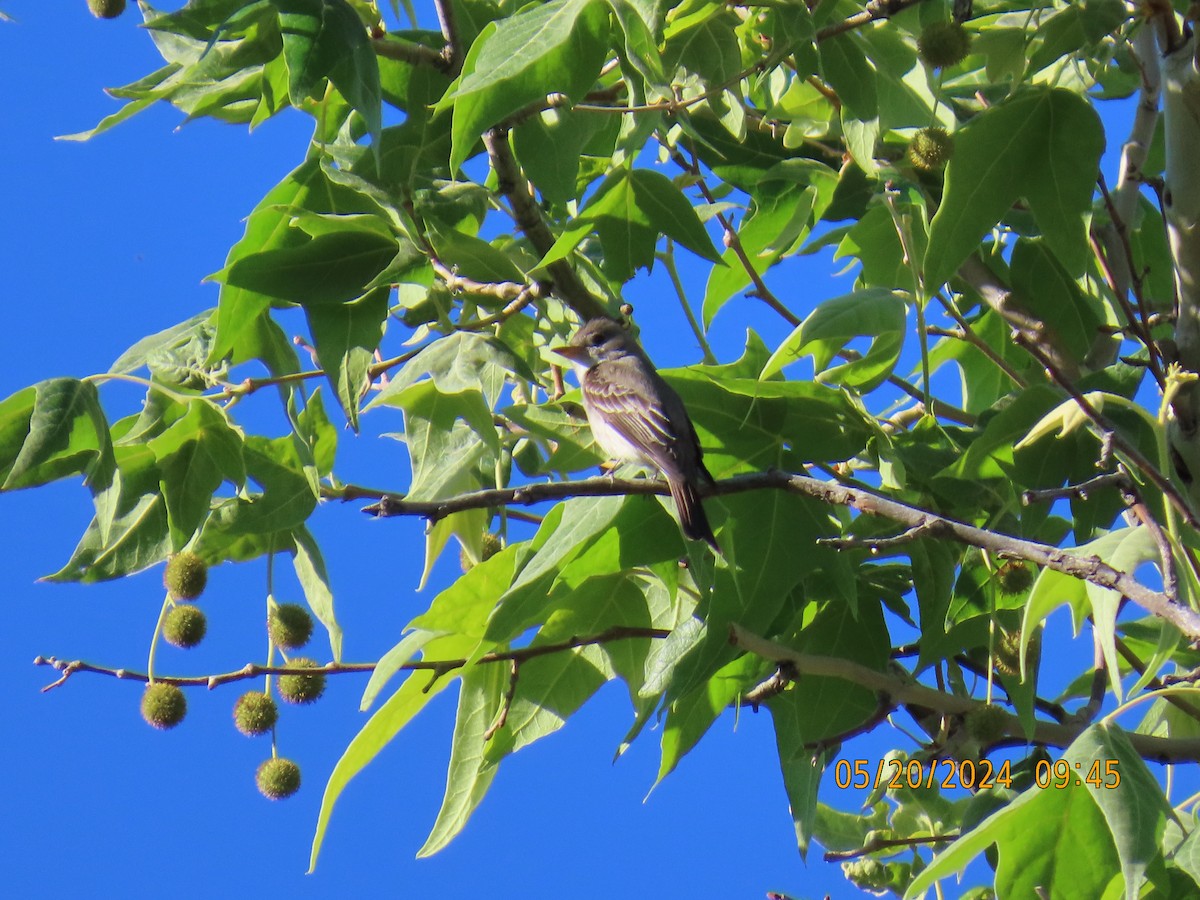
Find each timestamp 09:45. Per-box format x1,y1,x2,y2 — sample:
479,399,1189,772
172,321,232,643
832,757,1122,792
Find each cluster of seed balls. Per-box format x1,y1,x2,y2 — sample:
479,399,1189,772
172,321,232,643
907,20,973,172
140,551,325,800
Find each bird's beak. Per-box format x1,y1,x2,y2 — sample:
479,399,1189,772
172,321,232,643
552,344,589,363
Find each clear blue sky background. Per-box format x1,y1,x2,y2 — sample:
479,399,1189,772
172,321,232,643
0,4,1183,899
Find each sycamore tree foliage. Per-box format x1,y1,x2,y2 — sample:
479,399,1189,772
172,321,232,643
17,0,1200,895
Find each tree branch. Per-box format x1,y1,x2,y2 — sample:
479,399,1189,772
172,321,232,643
32,625,669,692
482,129,607,320
729,624,1200,762
814,0,929,43
355,470,1200,640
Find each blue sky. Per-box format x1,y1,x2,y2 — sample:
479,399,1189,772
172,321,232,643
0,3,1181,899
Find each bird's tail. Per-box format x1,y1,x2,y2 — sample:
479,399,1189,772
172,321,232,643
669,476,720,553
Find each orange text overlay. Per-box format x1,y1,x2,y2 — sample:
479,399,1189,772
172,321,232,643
832,757,1121,792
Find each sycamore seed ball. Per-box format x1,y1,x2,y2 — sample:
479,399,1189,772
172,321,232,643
141,682,187,730
88,0,126,18
459,532,504,572
908,127,955,171
996,560,1035,595
233,691,279,736
164,551,208,601
964,704,1009,744
256,757,302,800
994,627,1040,678
917,21,971,69
268,603,314,650
162,605,207,649
278,658,326,705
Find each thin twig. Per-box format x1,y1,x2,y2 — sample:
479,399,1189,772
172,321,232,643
818,519,948,551
673,147,799,327
1021,471,1131,505
483,659,520,741
823,834,956,863
814,0,929,43
33,625,668,692
1014,331,1199,529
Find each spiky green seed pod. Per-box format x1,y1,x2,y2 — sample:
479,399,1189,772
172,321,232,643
256,757,301,800
141,682,187,730
459,532,504,571
994,627,1040,679
162,605,207,649
918,21,971,69
268,603,314,651
964,704,1009,744
164,552,207,601
233,691,278,736
996,560,1035,595
87,0,126,18
278,658,326,705
908,127,955,171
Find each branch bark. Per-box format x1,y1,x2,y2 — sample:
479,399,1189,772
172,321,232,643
347,469,1200,641
730,624,1200,762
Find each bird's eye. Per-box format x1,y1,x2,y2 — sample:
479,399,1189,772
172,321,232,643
590,333,605,347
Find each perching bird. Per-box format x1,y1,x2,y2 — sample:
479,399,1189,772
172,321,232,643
554,317,719,552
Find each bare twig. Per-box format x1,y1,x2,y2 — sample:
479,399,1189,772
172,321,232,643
372,36,451,73
814,0,929,43
673,147,799,327
483,659,520,741
32,625,668,692
1014,331,1199,529
433,0,462,76
482,130,607,320
823,834,956,863
818,519,948,551
1021,471,1131,505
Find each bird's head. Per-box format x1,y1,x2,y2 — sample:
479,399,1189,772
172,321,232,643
554,317,631,369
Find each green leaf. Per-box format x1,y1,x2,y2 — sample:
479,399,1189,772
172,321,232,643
219,229,398,306
109,310,216,375
925,87,1105,286
2,378,114,494
768,698,830,860
210,158,382,368
1062,724,1170,898
385,381,499,501
417,662,506,857
370,330,530,411
664,492,822,700
303,287,388,430
1081,527,1160,701
762,288,906,391
658,652,763,782
309,669,455,872
291,525,343,662
906,777,1121,899
446,0,610,173
1010,238,1104,365
575,167,722,282
667,369,874,472
44,444,170,583
203,435,316,536
146,399,245,547
702,160,837,324
273,0,381,146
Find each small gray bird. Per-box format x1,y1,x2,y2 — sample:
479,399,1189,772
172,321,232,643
554,317,719,552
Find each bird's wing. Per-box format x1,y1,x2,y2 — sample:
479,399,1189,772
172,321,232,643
583,358,682,471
